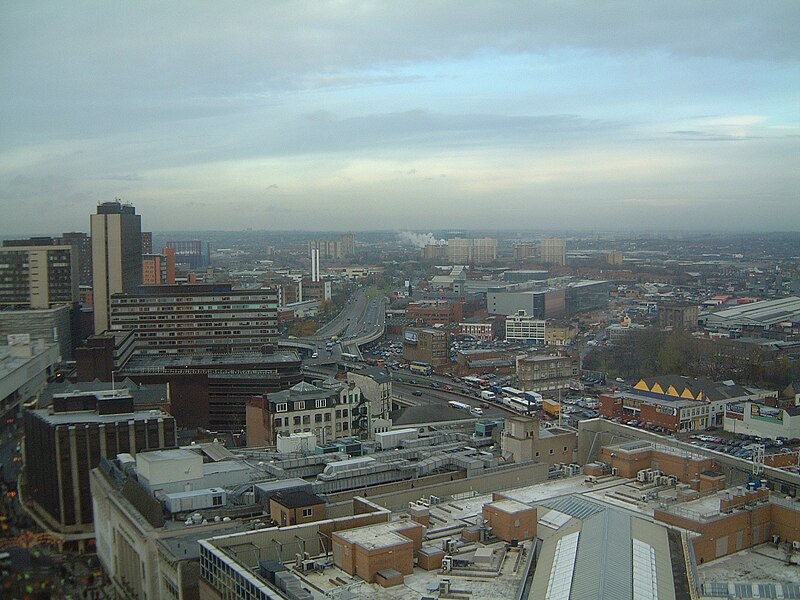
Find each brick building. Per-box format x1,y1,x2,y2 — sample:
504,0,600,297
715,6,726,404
406,300,463,326
516,353,578,394
269,490,327,527
402,327,450,367
599,376,774,433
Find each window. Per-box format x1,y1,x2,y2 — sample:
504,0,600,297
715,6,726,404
549,449,554,455
315,399,326,409
302,415,310,425
212,495,223,506
293,416,301,425
275,403,288,412
302,508,313,518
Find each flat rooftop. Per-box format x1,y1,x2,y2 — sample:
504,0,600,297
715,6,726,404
32,406,169,425
123,350,300,371
698,543,800,593
0,343,57,380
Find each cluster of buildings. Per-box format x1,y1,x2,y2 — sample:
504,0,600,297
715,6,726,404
422,237,498,264
21,389,792,600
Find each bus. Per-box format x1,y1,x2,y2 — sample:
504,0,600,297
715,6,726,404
448,400,470,410
341,353,359,362
524,390,543,406
503,396,536,414
409,361,433,376
501,386,525,398
463,376,484,388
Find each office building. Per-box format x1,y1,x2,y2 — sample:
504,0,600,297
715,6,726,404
516,352,579,394
91,200,143,334
505,310,547,344
539,237,566,265
77,336,302,431
165,240,208,270
299,278,331,303
142,247,176,285
59,232,93,286
402,327,450,366
459,316,501,342
488,279,610,319
109,283,277,355
23,387,175,541
0,244,78,309
141,231,153,254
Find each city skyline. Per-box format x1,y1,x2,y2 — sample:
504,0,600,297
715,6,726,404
1,2,799,234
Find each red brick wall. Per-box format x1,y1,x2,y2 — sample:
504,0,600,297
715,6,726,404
640,404,680,431
482,505,537,542
599,395,623,419
655,502,780,565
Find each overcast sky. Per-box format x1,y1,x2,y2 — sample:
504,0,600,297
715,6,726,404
1,2,798,234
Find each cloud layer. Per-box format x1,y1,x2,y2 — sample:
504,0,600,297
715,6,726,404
1,1,798,233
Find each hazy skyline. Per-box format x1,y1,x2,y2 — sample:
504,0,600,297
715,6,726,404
1,2,799,234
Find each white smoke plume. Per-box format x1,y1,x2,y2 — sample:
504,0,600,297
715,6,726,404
397,231,444,248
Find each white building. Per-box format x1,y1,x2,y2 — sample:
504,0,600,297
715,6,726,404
724,401,800,440
505,310,547,344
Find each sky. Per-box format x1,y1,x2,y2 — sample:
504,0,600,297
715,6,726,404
1,2,799,234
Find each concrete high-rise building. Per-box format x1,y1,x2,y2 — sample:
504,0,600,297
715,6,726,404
91,200,142,334
514,242,537,260
539,238,566,266
109,283,277,355
141,231,153,254
311,246,321,282
59,232,93,287
445,237,497,264
0,245,79,309
308,234,356,261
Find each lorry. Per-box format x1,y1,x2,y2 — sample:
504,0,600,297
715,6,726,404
543,398,561,417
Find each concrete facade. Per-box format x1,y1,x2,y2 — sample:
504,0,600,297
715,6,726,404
91,201,142,334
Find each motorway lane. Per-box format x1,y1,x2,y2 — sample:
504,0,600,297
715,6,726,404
392,382,509,420
314,289,368,339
